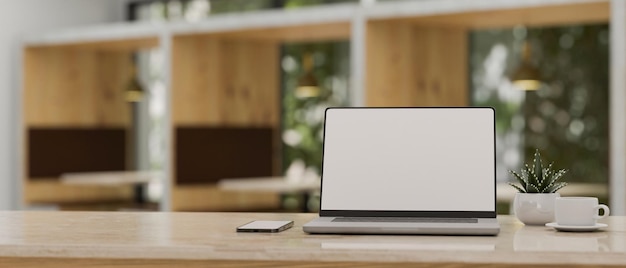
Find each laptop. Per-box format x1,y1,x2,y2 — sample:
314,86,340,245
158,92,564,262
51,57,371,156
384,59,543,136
303,107,500,235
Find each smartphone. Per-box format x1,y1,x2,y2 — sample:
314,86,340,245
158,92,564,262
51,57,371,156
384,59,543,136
236,220,294,233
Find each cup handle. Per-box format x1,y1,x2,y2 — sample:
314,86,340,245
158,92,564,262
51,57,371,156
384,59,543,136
594,204,610,219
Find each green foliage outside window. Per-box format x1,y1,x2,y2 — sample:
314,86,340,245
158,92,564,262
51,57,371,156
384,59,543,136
281,42,350,175
523,25,609,184
471,24,609,185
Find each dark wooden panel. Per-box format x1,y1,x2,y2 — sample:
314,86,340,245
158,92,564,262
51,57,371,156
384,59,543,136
28,128,127,179
175,127,273,184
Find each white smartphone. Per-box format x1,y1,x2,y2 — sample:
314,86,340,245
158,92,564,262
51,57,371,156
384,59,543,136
236,220,294,233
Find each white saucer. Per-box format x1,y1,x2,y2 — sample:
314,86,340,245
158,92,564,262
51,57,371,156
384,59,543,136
545,222,607,232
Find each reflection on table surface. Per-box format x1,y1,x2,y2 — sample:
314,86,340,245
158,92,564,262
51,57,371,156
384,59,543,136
514,227,610,252
322,240,496,251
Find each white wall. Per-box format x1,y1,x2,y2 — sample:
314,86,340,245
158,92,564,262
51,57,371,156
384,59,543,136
0,0,128,210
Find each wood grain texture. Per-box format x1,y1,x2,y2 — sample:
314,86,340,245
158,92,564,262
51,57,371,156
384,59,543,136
3,258,618,268
170,184,279,211
172,35,279,126
22,46,139,205
0,213,624,268
23,180,133,204
171,35,221,125
170,34,281,210
221,39,279,125
366,22,467,106
366,21,415,106
413,26,467,106
401,1,609,29
23,47,130,127
27,37,159,52
207,22,351,42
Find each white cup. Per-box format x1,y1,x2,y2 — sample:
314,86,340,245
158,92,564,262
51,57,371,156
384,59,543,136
555,197,610,226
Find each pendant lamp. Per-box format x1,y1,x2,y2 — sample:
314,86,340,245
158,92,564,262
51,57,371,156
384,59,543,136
511,40,542,91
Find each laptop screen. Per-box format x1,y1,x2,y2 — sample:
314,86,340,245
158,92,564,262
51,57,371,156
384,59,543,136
320,107,496,217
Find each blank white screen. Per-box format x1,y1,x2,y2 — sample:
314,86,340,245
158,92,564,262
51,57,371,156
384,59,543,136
320,108,495,211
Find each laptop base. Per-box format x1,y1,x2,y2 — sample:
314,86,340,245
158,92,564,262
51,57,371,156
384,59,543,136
303,217,500,236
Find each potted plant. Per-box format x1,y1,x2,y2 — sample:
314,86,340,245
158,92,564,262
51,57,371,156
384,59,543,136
509,149,568,225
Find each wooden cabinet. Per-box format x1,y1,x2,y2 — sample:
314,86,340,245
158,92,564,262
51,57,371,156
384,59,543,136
21,0,619,211
22,37,159,206
169,35,280,211
168,19,350,211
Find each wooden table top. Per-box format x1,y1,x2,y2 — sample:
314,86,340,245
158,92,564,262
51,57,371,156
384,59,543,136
0,212,624,267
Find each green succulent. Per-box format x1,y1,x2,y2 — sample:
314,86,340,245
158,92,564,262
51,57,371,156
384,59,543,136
509,149,568,193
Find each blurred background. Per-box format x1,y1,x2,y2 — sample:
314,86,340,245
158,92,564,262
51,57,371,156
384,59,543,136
3,0,620,214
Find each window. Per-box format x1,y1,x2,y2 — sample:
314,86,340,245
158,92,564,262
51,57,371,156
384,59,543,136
471,24,610,211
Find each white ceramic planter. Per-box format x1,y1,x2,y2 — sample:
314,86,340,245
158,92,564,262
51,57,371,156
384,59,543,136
513,192,560,225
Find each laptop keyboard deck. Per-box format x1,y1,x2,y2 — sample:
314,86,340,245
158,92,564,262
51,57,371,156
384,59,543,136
332,217,478,223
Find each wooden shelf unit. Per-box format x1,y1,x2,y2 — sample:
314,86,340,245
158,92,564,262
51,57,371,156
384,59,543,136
22,36,160,206
21,0,624,212
169,19,351,211
170,33,282,211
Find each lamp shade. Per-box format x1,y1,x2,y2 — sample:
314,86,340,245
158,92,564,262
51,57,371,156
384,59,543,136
511,62,542,91
295,53,320,98
296,72,320,98
125,62,145,102
511,41,542,91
